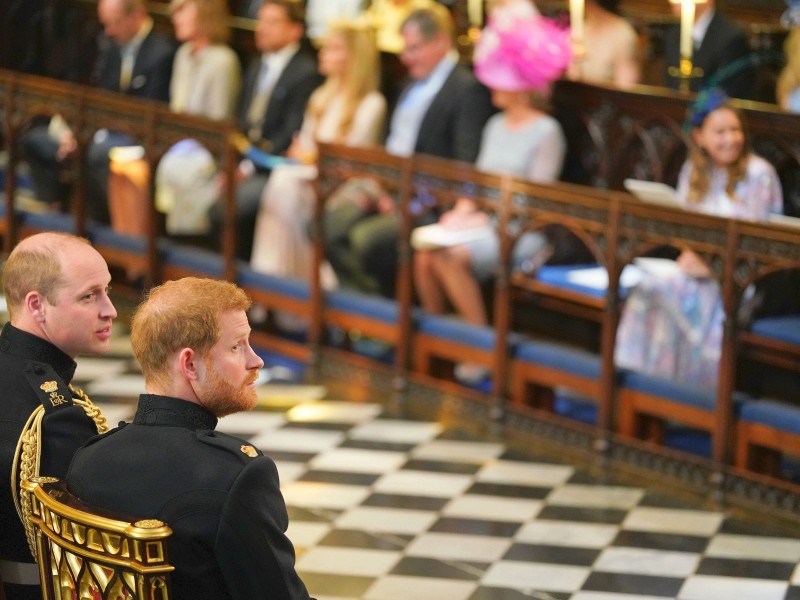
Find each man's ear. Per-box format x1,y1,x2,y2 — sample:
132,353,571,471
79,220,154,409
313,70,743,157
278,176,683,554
25,291,46,323
178,348,200,381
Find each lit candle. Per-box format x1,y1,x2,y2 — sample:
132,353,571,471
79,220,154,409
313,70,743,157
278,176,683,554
468,0,482,27
569,0,585,51
679,0,696,60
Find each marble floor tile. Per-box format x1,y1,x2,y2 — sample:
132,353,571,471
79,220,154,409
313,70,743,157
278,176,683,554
297,547,401,577
363,575,477,600
411,440,505,463
282,481,371,510
503,542,600,567
348,419,443,444
571,593,675,600
481,560,590,594
287,400,383,424
476,460,574,487
515,520,620,549
250,427,344,453
334,506,439,535
546,484,645,510
309,448,407,474
704,533,800,562
286,521,332,550
678,575,788,600
441,494,543,522
216,410,286,435
592,546,700,577
373,470,473,498
404,532,512,563
581,571,684,597
622,506,725,537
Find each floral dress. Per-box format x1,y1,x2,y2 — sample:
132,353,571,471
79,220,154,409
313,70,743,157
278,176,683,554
614,154,783,387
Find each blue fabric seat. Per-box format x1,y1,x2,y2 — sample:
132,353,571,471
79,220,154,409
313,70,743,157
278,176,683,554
619,370,717,411
21,211,75,233
88,222,148,254
513,338,602,380
161,242,224,277
415,314,508,350
238,266,310,301
324,289,400,324
750,315,800,345
740,398,800,435
535,264,606,298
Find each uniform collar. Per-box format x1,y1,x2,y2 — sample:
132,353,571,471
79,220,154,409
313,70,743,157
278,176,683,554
134,394,218,431
0,322,77,383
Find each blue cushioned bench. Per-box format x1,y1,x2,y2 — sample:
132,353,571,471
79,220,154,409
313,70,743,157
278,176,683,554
736,397,800,474
510,337,604,412
238,266,310,320
161,242,224,278
750,315,800,345
535,264,607,298
323,289,403,348
413,313,520,388
20,210,76,233
617,369,744,448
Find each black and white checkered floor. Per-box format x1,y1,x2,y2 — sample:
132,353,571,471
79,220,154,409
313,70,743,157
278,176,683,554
74,334,800,600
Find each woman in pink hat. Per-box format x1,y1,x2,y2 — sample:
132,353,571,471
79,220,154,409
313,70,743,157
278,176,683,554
413,14,572,384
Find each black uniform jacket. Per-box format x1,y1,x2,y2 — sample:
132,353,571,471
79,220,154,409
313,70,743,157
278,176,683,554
67,394,314,600
0,323,98,600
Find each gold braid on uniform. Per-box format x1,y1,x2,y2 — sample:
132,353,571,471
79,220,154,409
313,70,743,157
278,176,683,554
12,385,109,558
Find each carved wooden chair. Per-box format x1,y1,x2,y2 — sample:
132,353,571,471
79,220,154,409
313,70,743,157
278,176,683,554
21,477,173,600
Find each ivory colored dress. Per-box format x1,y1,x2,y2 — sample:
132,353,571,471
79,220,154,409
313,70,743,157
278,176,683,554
250,91,386,287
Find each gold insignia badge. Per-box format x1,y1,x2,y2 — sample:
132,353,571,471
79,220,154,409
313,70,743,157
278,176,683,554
40,381,58,394
40,380,66,407
240,445,258,458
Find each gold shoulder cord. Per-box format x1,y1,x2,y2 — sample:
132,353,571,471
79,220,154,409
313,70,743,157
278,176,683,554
12,386,109,558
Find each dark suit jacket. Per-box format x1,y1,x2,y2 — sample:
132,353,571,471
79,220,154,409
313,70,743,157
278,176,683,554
68,395,313,600
664,10,753,99
238,50,322,156
408,63,493,163
92,28,175,102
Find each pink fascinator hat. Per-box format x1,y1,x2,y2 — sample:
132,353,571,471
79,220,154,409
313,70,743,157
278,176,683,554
473,14,572,92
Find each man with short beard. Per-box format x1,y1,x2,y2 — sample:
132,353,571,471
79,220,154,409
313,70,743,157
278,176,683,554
66,277,314,600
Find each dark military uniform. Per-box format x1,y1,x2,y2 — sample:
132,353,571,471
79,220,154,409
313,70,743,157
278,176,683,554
0,323,98,600
67,395,314,600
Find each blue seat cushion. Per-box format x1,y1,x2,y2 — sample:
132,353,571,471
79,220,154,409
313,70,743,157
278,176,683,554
325,289,399,323
740,398,800,435
22,211,75,233
238,266,310,301
88,222,147,253
619,370,718,412
161,242,224,277
535,264,605,298
514,339,602,380
415,314,501,350
750,315,800,345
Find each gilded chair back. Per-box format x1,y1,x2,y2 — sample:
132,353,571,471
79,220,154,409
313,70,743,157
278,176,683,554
21,477,173,600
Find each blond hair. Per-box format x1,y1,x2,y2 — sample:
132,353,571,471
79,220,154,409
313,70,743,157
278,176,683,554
305,20,380,140
130,277,251,389
2,233,91,320
686,102,750,205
